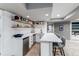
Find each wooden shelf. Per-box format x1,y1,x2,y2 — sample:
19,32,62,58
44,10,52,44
12,20,34,28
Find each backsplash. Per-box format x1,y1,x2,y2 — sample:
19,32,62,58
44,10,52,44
12,28,32,35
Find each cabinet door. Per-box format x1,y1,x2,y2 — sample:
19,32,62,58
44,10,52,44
1,11,15,56
29,36,33,48
0,10,3,55
36,34,41,42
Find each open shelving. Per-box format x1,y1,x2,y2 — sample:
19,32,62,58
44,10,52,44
11,16,34,28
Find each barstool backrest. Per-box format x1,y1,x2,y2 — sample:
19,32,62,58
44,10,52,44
56,34,60,38
61,37,66,47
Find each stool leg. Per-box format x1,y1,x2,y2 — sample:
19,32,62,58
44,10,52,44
62,48,65,56
60,48,65,56
54,47,56,56
60,48,62,55
53,48,54,56
53,48,55,56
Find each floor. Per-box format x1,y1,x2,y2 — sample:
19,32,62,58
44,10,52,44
26,43,40,56
64,40,79,56
26,43,62,56
26,40,79,56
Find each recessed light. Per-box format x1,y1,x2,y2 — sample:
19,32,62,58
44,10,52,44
57,14,60,17
27,16,29,18
45,14,49,16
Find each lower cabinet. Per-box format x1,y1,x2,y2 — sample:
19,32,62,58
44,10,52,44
0,33,37,56
36,33,44,43
36,34,41,42
29,35,33,48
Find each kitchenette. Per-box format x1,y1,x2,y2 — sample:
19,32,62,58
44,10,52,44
0,9,47,56
12,23,47,56
10,19,47,56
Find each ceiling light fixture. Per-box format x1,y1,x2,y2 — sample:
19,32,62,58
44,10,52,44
57,14,60,17
45,14,49,16
27,16,29,18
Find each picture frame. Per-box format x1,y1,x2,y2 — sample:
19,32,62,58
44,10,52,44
59,24,64,31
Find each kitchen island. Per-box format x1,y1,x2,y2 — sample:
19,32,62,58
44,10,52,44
40,33,62,56
13,33,37,56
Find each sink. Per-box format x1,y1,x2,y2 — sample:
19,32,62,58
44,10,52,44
13,34,23,38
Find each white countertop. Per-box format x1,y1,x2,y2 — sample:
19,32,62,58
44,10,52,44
41,33,62,42
22,33,37,38
13,33,37,39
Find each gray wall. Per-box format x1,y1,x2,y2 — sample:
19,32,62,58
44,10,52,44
54,21,70,40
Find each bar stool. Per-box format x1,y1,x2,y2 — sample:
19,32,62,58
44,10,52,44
53,36,66,56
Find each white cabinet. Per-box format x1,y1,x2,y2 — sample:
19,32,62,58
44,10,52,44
1,11,15,56
36,33,44,43
0,10,18,56
29,35,33,48
36,34,41,43
0,10,3,56
29,34,37,48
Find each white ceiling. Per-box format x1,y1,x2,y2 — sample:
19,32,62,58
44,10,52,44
0,3,79,21
64,6,79,20
51,3,79,18
27,3,79,21
0,3,27,18
27,7,52,21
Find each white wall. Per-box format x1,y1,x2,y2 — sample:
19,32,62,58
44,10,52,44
34,22,47,33
34,22,47,42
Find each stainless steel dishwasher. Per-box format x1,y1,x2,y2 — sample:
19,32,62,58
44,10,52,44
23,37,29,56
33,34,36,44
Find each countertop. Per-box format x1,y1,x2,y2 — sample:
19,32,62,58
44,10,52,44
13,33,37,39
40,33,62,42
22,33,36,38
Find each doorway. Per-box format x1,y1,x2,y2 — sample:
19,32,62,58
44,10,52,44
47,22,54,33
